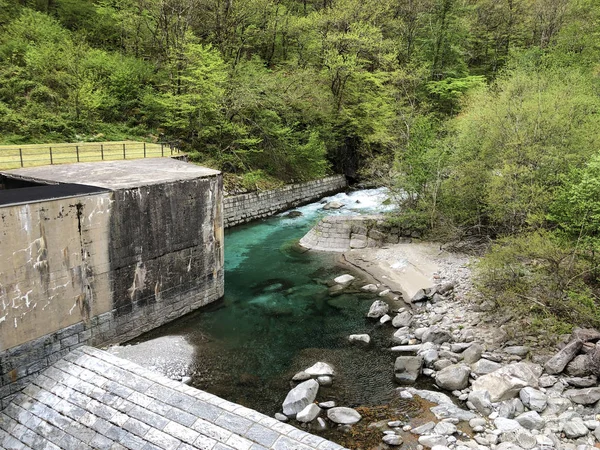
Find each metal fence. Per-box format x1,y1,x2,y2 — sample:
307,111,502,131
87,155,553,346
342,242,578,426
0,141,181,170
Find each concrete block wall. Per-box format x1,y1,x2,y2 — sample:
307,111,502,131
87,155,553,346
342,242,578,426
223,175,347,228
0,163,224,409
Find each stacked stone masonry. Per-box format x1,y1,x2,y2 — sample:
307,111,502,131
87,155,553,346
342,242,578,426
223,176,347,228
0,346,347,450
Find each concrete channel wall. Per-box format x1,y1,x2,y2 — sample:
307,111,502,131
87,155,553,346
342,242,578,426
0,159,224,408
223,175,347,228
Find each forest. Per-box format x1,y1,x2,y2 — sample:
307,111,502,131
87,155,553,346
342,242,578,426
1,0,600,332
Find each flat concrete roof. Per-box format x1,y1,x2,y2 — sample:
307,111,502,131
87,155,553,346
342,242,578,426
3,158,220,190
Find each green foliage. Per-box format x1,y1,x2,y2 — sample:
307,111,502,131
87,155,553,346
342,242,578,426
476,231,600,329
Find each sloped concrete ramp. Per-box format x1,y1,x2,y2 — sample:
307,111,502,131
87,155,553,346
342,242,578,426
0,346,346,450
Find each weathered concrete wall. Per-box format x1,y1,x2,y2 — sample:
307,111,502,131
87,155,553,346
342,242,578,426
223,175,347,227
299,215,416,252
0,160,224,408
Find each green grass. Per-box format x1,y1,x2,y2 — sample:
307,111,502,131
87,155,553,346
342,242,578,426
0,141,180,170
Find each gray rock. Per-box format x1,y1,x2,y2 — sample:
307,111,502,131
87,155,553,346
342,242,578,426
434,421,457,435
504,346,530,357
566,354,591,377
282,379,319,417
275,413,288,422
471,363,542,402
572,328,600,342
348,334,371,345
494,417,521,433
434,359,453,371
539,375,558,388
411,289,428,303
392,327,411,344
367,300,389,318
292,371,311,381
566,376,597,387
589,342,600,376
463,343,485,364
451,343,473,353
544,339,583,375
519,387,547,412
323,201,345,210
565,387,600,404
333,274,354,284
422,327,453,345
390,344,422,352
498,398,525,419
515,411,544,430
411,421,436,435
542,397,571,416
418,435,448,448
422,349,439,367
380,314,392,324
305,362,335,376
472,359,503,375
431,403,476,421
383,435,403,446
394,356,423,384
296,403,321,422
469,418,487,428
317,375,333,386
392,311,413,328
404,388,454,405
327,407,361,424
468,390,493,415
319,401,335,409
361,283,378,292
563,417,589,438
436,364,471,391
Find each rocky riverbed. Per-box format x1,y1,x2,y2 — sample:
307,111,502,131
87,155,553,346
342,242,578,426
276,223,600,450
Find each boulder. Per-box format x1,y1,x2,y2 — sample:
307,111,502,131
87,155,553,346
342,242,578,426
462,343,485,364
418,435,448,448
334,274,355,284
504,346,530,357
543,397,571,416
383,435,403,446
275,413,288,422
471,363,542,402
282,379,319,417
493,417,521,433
565,387,600,404
304,362,335,377
317,375,332,386
422,327,453,345
589,341,600,376
361,284,378,292
392,311,413,328
327,407,361,424
563,417,589,438
296,403,321,422
411,422,436,434
367,300,389,318
319,401,335,409
436,364,471,391
292,371,311,381
572,328,600,343
468,390,493,415
472,359,503,375
430,404,476,421
519,387,547,412
433,422,457,436
411,289,428,303
497,398,524,419
322,201,344,210
514,411,544,430
566,354,591,377
348,334,370,345
380,314,392,324
394,356,423,384
544,339,583,374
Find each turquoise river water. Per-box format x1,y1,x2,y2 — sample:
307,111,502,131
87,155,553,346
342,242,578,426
128,188,401,419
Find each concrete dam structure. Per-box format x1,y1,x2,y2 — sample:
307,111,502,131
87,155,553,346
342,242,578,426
0,159,224,409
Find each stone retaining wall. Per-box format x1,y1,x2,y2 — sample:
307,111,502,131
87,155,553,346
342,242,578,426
224,175,347,228
299,215,417,252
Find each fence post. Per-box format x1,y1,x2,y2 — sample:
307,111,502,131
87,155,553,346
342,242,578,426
161,143,164,157
76,145,80,162
143,142,146,158
101,144,104,160
49,147,53,165
170,145,173,156
123,143,126,160
19,149,23,168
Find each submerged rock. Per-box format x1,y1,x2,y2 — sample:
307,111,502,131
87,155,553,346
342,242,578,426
322,201,345,210
361,283,378,292
334,274,355,284
348,334,371,345
394,355,423,384
327,407,361,424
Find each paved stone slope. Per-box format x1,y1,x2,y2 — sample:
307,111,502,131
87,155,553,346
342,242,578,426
0,346,346,450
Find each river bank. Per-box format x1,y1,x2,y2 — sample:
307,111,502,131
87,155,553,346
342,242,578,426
309,224,600,450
